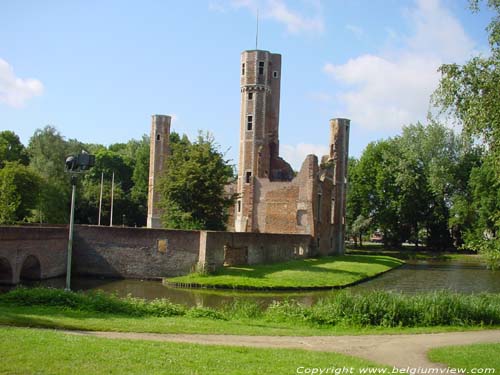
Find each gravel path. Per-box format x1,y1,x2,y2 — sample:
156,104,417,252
64,329,500,369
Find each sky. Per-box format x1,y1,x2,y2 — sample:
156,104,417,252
0,0,495,170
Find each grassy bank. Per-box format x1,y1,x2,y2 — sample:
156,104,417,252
428,343,500,370
346,244,483,262
1,288,499,336
0,326,386,375
165,255,403,289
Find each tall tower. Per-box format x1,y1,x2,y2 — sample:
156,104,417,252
235,50,282,232
147,115,171,229
329,118,350,253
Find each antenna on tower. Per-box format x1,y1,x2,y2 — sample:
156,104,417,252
255,8,259,50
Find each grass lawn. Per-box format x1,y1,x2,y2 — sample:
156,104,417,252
0,304,495,337
166,255,403,289
428,343,500,371
0,326,387,375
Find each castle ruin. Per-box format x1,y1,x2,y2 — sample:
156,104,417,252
147,49,349,255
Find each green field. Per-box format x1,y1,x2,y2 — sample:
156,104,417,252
428,343,500,371
166,255,403,289
0,326,386,375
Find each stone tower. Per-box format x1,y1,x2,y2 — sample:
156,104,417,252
147,115,171,229
329,118,350,252
235,49,292,232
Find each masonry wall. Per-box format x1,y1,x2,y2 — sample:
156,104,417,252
199,230,312,272
0,225,316,284
73,226,200,278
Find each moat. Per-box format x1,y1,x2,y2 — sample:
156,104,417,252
6,257,499,308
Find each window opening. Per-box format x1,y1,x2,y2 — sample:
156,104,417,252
247,115,253,131
258,61,264,75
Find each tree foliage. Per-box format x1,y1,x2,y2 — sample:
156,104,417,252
347,122,473,249
159,132,235,230
432,0,500,265
0,162,41,224
0,131,29,168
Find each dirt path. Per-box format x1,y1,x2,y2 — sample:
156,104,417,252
64,329,500,369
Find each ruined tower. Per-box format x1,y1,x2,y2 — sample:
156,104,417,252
329,118,350,253
235,50,294,232
147,115,171,229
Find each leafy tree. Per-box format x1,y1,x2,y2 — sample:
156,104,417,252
350,215,372,247
0,131,29,168
27,126,75,223
159,132,235,230
130,136,150,225
0,162,41,224
433,0,500,264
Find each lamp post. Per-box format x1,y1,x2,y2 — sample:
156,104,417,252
64,152,95,291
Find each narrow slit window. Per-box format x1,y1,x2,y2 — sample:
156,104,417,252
237,200,241,213
248,92,253,100
247,115,253,131
241,63,245,76
258,61,264,75
245,171,252,184
273,71,278,78
156,134,160,141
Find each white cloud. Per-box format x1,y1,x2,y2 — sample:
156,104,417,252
0,58,43,108
324,0,475,131
212,0,324,35
281,143,329,170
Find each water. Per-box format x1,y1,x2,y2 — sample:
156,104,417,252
4,257,500,308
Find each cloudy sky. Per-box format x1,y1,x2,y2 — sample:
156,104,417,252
0,0,494,169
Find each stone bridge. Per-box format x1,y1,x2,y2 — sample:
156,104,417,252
0,226,68,285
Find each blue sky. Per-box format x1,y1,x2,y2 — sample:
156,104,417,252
0,0,494,169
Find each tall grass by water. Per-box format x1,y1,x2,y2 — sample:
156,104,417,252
1,287,499,328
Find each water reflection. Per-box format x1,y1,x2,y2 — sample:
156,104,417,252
7,258,500,308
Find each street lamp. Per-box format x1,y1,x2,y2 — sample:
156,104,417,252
64,151,95,290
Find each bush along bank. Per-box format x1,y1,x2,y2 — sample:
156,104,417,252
2,287,500,328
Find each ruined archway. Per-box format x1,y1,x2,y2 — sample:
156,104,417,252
19,255,41,281
0,257,13,284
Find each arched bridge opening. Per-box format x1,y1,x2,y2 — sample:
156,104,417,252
0,257,14,285
19,255,41,281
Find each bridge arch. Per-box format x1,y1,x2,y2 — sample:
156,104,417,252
19,255,41,281
0,257,13,284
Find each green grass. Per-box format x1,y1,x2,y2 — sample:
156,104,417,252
166,255,404,289
346,245,482,262
428,343,500,371
3,304,493,337
1,288,499,336
0,326,387,375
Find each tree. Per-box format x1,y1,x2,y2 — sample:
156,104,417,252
432,0,500,265
0,131,29,168
27,126,79,223
0,162,41,224
350,215,372,247
159,132,235,230
348,122,466,249
130,136,150,226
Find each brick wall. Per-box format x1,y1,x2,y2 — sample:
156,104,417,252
73,226,200,278
199,230,312,272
